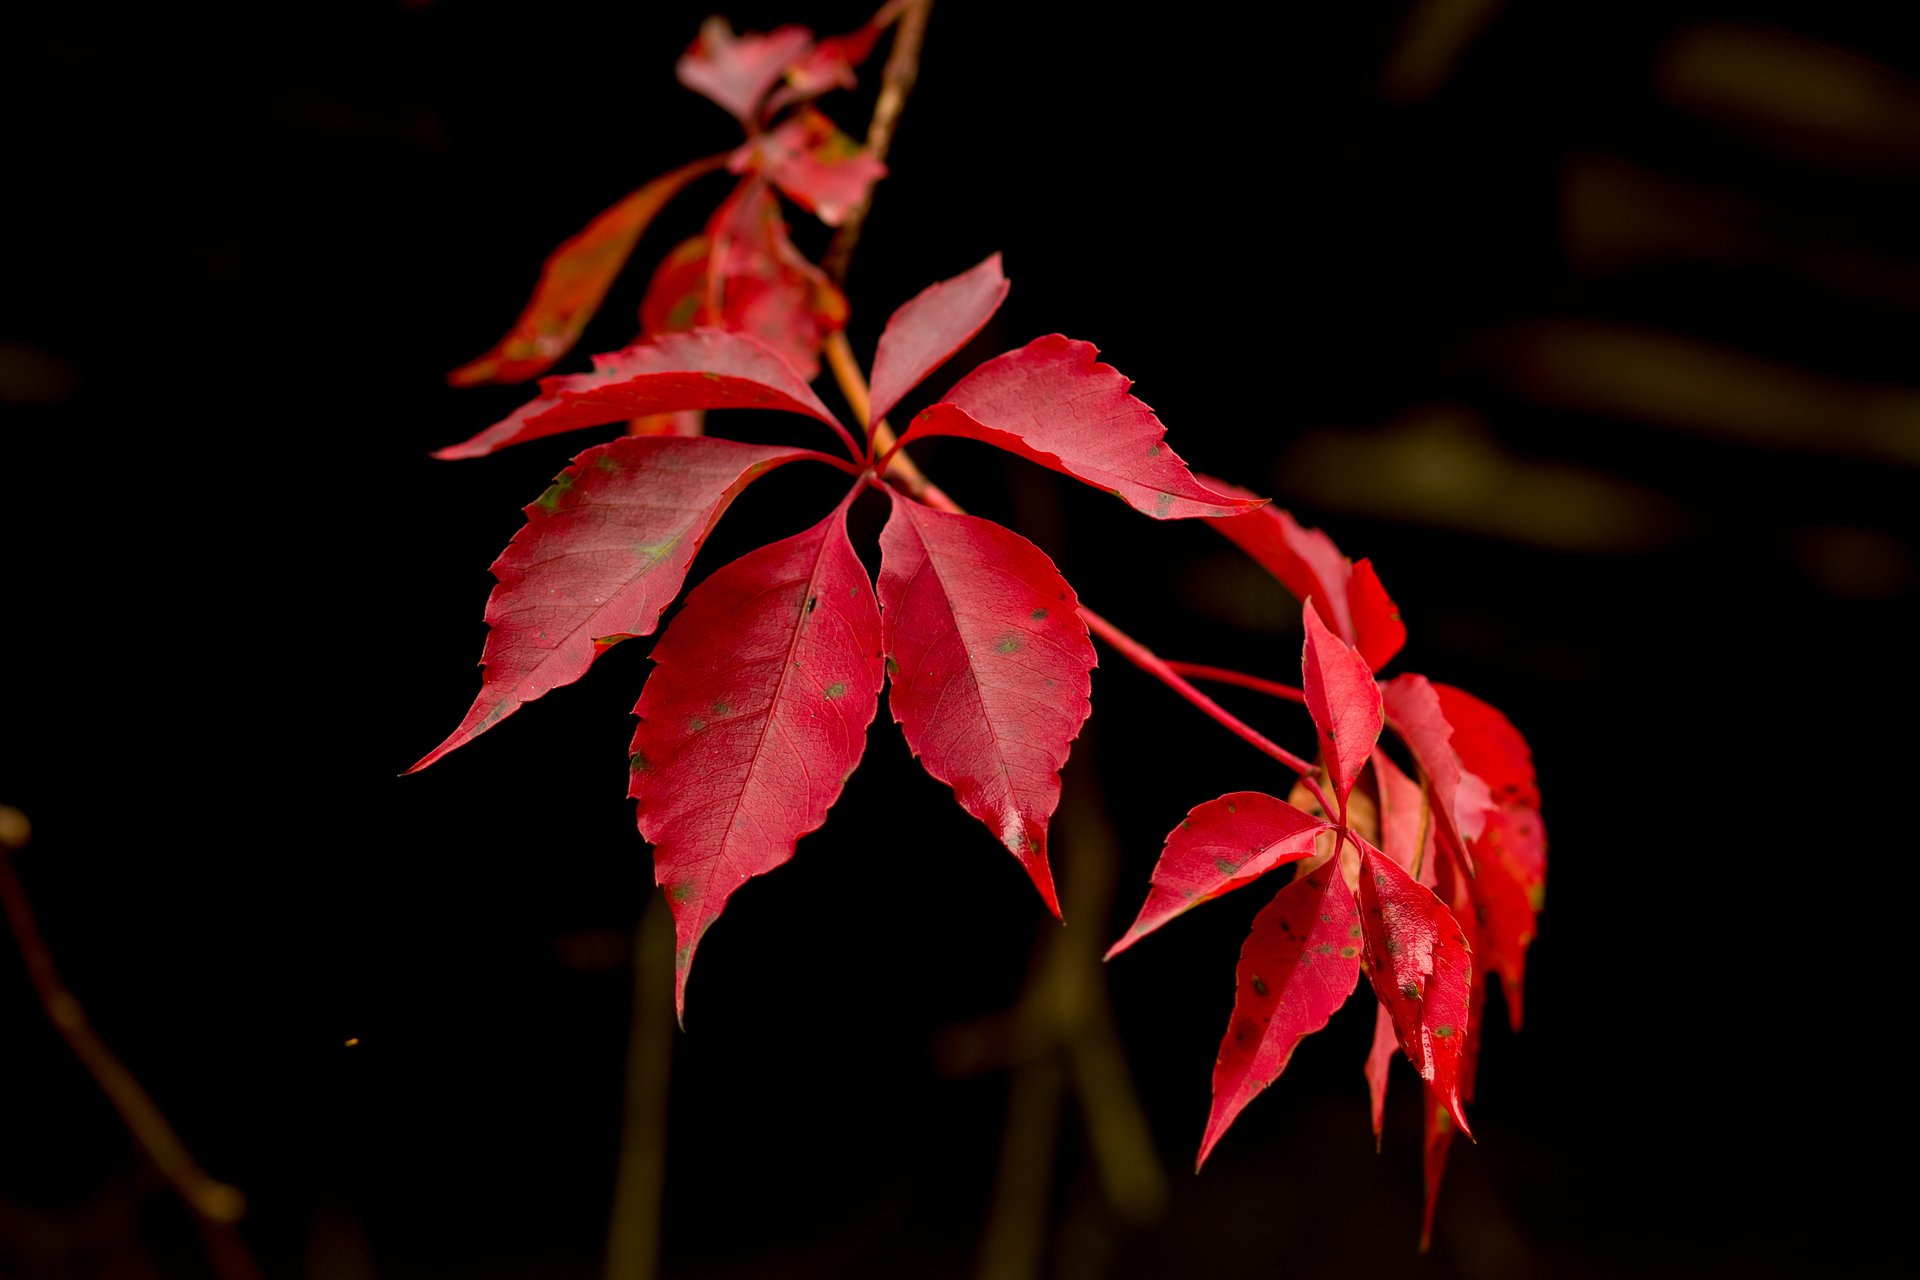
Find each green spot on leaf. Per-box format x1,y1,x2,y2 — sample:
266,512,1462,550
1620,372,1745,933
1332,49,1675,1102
1400,982,1420,1001
825,682,847,700
712,700,731,716
994,635,1022,655
534,473,575,513
885,656,900,676
629,751,651,773
1340,946,1358,958
669,883,695,903
1214,857,1241,875
1434,1025,1453,1038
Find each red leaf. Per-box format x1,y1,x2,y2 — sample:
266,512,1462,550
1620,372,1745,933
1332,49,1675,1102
1465,804,1546,1027
743,106,887,227
434,329,842,460
409,437,819,773
1371,749,1436,885
1200,865,1362,1167
448,156,725,387
764,23,883,115
899,336,1264,519
1356,840,1473,1138
1200,483,1406,671
1301,605,1383,811
1364,999,1398,1148
639,235,713,338
1380,675,1493,868
1432,683,1538,809
704,180,848,379
1348,558,1407,672
1106,793,1331,957
676,18,814,124
1419,898,1486,1251
876,495,1094,914
629,499,883,1018
867,254,1010,427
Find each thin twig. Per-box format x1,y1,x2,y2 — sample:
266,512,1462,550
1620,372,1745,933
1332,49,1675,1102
0,807,261,1280
604,892,677,1280
1164,661,1308,705
824,0,934,285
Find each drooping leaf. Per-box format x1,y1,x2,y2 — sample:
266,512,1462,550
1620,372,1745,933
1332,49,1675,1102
1465,804,1545,1027
876,495,1093,914
703,180,848,379
629,501,883,1016
1419,899,1486,1252
1356,839,1473,1137
867,254,1010,427
1433,682,1538,809
1380,675,1492,869
676,18,814,124
1301,605,1383,812
1106,792,1331,957
409,437,822,773
1348,559,1407,672
1200,865,1362,1167
899,335,1264,519
434,329,842,460
1199,481,1406,671
744,106,887,227
1364,1000,1398,1148
448,156,725,387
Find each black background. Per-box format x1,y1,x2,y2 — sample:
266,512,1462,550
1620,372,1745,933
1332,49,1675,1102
4,1,1916,1276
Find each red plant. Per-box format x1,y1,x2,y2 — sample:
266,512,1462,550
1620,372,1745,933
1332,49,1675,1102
415,3,1545,1248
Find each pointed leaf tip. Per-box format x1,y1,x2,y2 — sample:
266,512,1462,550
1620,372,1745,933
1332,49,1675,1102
877,495,1092,912
1301,605,1384,809
633,501,883,1016
1110,793,1331,957
868,254,1010,426
411,437,822,771
900,336,1265,519
1200,868,1362,1165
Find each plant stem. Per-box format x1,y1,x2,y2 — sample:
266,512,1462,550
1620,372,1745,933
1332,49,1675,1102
0,807,261,1280
1164,661,1307,704
604,892,677,1280
824,0,934,285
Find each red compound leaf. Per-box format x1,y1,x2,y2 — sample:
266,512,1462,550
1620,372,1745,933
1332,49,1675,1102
629,499,883,1018
411,437,827,772
1200,863,1363,1167
1301,605,1384,812
898,335,1264,519
448,156,725,388
1356,838,1473,1139
676,18,815,125
1107,793,1331,958
876,495,1094,913
867,254,1010,427
434,329,842,461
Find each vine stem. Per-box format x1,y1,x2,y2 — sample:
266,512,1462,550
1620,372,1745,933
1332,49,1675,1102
822,337,1335,819
0,807,262,1280
1164,660,1307,704
823,0,934,285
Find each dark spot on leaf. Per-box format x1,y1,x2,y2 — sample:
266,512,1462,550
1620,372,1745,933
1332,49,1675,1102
1226,802,1237,815
807,595,818,613
1348,924,1362,938
1030,608,1048,620
1434,1025,1453,1038
712,700,731,716
1214,857,1241,875
1340,946,1358,958
1251,976,1269,997
1153,492,1174,516
669,883,696,903
885,656,899,675
1385,939,1402,955
687,717,706,732
994,635,1022,655
1401,982,1420,1001
629,751,651,773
